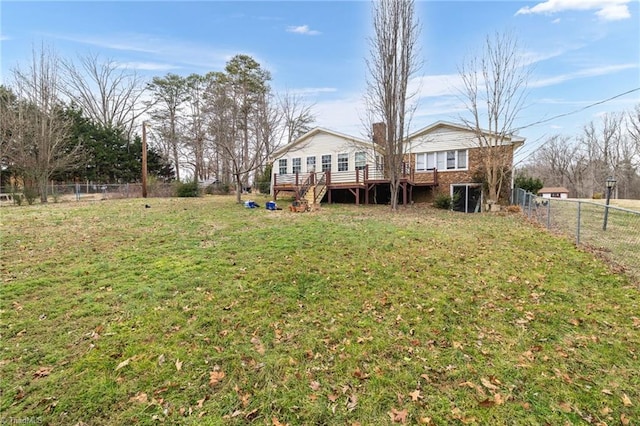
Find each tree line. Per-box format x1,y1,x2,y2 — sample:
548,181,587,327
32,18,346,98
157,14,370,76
518,106,640,199
0,46,315,203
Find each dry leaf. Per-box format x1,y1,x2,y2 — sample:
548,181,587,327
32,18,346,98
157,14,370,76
310,380,321,391
33,366,52,379
346,394,358,411
558,401,572,413
272,416,289,426
328,393,339,402
175,359,183,371
601,388,613,395
409,389,422,402
494,393,505,405
600,406,612,415
419,417,433,425
478,399,495,408
251,337,265,355
621,413,630,425
621,393,633,407
129,392,148,404
115,358,131,371
209,371,225,387
480,377,498,390
388,407,409,423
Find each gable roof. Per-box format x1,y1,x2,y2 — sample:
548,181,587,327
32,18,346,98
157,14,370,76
538,187,569,194
407,120,526,146
271,127,373,159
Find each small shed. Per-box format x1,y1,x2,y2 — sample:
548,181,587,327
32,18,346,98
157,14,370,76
538,187,569,199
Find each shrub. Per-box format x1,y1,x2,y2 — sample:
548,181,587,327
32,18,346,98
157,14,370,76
23,187,38,205
175,181,200,197
506,205,522,214
433,193,453,210
592,193,603,200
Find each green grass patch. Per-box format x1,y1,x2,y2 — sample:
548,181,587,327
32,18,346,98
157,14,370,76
1,197,638,425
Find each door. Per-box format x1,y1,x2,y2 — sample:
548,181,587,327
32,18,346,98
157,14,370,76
452,185,482,213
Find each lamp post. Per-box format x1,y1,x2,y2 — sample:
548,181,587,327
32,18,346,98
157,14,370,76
142,122,148,198
602,176,616,231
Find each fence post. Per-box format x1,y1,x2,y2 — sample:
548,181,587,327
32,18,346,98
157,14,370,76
528,193,533,218
576,201,581,245
547,200,551,229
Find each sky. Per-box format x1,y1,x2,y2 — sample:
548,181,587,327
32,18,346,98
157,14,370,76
1,0,639,163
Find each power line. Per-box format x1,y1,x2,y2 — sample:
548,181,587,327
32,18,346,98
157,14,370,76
515,87,640,133
513,87,640,166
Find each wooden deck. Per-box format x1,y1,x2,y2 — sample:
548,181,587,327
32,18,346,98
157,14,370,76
273,165,438,205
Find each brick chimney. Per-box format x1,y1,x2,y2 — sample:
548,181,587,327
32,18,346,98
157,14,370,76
372,122,386,146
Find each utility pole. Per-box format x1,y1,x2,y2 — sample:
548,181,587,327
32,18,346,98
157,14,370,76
142,121,148,198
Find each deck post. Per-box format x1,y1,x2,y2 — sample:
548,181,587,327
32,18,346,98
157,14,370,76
402,182,407,205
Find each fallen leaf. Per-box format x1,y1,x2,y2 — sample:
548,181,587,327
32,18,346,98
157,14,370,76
480,377,498,390
346,394,358,411
33,366,52,379
601,388,613,395
558,401,572,413
129,392,148,404
310,380,321,391
621,393,633,407
388,407,409,423
209,371,225,387
494,393,505,405
600,406,612,415
251,337,265,355
419,417,433,425
272,416,289,426
115,358,131,371
197,397,206,408
478,399,495,408
175,359,183,371
409,389,422,402
328,393,339,402
621,413,630,425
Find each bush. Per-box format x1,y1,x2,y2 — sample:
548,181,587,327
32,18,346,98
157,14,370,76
175,181,200,197
433,193,453,210
592,193,603,200
515,174,544,194
23,187,38,205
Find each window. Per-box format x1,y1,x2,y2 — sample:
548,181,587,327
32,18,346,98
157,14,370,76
278,159,287,174
307,156,316,172
292,158,301,174
321,154,332,172
355,152,366,170
338,153,349,172
415,150,468,171
457,150,467,169
446,151,456,169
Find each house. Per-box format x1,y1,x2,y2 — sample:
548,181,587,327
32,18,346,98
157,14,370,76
538,187,569,199
270,121,524,212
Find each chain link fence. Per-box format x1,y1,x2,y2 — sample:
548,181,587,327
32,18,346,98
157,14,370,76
514,188,640,282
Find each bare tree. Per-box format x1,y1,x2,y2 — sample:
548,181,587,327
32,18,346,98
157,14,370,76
60,53,147,140
365,0,421,210
8,45,83,202
279,91,315,146
458,31,530,207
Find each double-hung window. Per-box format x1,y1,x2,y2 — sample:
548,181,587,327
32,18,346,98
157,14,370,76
321,154,332,172
278,159,287,174
355,152,366,170
338,153,349,172
292,158,301,174
307,156,316,172
415,150,468,171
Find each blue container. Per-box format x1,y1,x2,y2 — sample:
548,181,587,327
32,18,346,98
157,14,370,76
266,201,276,210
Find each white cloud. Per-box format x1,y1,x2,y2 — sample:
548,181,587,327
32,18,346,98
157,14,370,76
516,0,632,21
0,35,10,41
530,63,638,88
286,25,321,36
115,61,182,71
289,87,337,96
552,18,562,23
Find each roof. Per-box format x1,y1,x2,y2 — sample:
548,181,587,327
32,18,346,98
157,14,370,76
538,187,569,194
407,120,526,146
270,127,373,159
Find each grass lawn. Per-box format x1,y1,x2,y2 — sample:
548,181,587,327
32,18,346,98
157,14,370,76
1,196,638,425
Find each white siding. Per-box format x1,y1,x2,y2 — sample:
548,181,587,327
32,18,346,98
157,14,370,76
273,132,377,176
408,127,477,153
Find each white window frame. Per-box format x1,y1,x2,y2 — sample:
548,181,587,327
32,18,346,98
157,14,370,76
416,150,468,171
278,158,287,174
306,156,316,172
321,154,332,172
292,157,301,174
337,153,349,172
355,152,366,170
